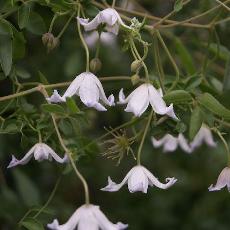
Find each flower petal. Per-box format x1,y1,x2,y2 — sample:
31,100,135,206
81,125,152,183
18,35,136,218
7,145,36,168
77,16,101,31
47,90,65,103
44,144,69,163
178,134,192,153
143,167,177,189
93,205,128,230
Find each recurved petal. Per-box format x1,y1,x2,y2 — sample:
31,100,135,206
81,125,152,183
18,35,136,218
178,134,192,153
203,127,216,147
93,206,128,230
163,135,178,152
77,16,101,31
7,145,36,168
47,90,65,103
151,136,168,148
143,167,177,189
44,144,69,163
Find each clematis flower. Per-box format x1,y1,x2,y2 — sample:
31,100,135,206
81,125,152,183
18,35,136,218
7,143,68,168
77,8,129,35
118,83,178,119
84,31,116,48
47,204,128,230
152,133,192,153
209,167,230,192
47,72,115,111
190,125,216,150
101,165,177,193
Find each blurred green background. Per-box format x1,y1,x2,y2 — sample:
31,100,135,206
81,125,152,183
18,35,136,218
0,0,230,229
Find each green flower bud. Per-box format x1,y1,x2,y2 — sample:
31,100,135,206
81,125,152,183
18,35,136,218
130,60,142,72
90,58,102,73
131,74,140,85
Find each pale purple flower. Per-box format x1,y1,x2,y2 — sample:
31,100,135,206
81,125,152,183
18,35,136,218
7,143,68,168
118,83,178,119
47,72,115,111
190,125,216,150
152,133,192,153
47,204,128,230
101,165,177,193
209,167,230,192
77,8,129,35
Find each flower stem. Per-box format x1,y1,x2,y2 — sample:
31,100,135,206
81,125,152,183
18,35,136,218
48,13,58,33
137,110,153,165
77,6,90,72
41,87,90,205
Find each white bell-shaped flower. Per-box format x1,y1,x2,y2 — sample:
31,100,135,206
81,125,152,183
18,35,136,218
47,72,115,111
190,124,216,150
7,143,68,168
47,204,128,230
101,165,177,193
77,8,128,35
118,83,178,119
209,167,230,192
152,133,192,153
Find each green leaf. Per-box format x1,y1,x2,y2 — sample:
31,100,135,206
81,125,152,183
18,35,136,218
208,43,230,61
59,119,73,136
18,2,31,29
174,38,196,75
38,71,52,94
223,56,230,92
163,90,192,104
66,97,80,114
198,93,230,120
26,12,46,35
12,27,26,59
0,34,12,76
21,218,44,230
0,18,12,35
189,106,203,140
16,67,31,79
41,104,66,115
185,75,202,90
174,0,183,12
13,169,41,207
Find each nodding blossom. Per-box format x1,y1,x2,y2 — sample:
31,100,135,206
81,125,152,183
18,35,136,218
47,204,128,230
101,165,177,193
209,167,230,192
118,83,178,119
190,125,216,150
7,143,68,168
77,8,129,35
152,133,192,153
47,72,115,111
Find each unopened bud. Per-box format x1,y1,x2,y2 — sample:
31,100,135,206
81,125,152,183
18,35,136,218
131,60,142,72
42,33,59,52
131,74,140,85
90,58,102,73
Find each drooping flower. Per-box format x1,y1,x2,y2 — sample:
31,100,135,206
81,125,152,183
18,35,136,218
77,8,129,35
47,72,115,111
101,165,177,193
84,31,116,48
7,143,68,168
118,83,178,119
190,125,216,150
209,167,230,192
152,133,192,153
47,204,128,230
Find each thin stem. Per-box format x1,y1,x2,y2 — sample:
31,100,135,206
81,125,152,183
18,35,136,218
215,129,230,166
137,110,153,165
57,11,76,39
216,0,230,11
48,14,58,33
40,87,90,205
156,31,180,91
33,177,61,218
112,0,116,8
77,6,90,72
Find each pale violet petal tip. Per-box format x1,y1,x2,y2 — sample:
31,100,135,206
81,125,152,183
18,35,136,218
101,176,117,192
208,184,220,192
7,155,19,168
46,90,65,103
77,17,89,25
118,88,126,104
166,104,179,120
47,219,60,229
116,222,128,230
108,94,115,106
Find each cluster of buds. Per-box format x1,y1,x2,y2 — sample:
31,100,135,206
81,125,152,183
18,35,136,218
42,32,59,52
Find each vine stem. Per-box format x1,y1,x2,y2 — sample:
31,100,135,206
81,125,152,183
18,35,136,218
40,87,90,205
214,129,230,166
77,6,90,72
33,177,61,218
137,110,153,165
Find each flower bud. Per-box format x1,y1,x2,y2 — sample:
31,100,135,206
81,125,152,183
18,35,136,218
90,58,102,73
130,60,142,72
131,74,140,85
42,33,59,52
